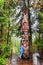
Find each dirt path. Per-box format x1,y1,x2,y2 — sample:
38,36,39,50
6,54,43,65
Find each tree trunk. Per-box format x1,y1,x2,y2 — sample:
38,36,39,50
27,0,32,59
7,23,10,44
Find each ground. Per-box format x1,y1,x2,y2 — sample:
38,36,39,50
6,54,43,65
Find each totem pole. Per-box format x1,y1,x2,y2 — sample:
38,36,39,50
20,0,32,59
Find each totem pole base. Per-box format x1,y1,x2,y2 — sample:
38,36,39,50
21,54,30,60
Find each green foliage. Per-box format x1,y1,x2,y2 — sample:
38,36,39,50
9,0,20,9
0,44,11,57
0,57,6,65
0,10,10,25
11,36,21,53
9,0,16,8
39,11,43,21
38,11,43,31
0,0,4,8
37,40,43,49
0,43,11,65
0,0,21,65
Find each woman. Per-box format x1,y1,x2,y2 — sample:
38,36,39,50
20,43,24,59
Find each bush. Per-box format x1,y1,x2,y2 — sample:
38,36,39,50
0,57,7,65
0,43,11,65
0,0,4,8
